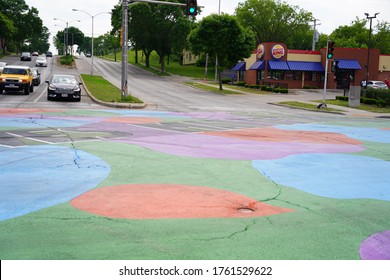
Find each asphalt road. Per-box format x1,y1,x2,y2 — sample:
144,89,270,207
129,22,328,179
1,55,390,266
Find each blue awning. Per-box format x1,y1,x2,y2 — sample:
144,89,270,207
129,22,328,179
232,61,246,71
249,60,265,70
335,59,362,70
287,61,324,72
268,60,289,70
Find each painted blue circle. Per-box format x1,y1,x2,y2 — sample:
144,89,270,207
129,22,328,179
253,154,390,201
0,145,110,221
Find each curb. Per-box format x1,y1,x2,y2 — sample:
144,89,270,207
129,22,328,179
79,75,147,109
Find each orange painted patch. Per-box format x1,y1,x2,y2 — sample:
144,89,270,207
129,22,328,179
203,127,362,145
70,184,293,219
103,117,162,124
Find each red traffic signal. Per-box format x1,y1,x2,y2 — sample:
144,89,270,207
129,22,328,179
186,0,197,16
327,41,335,59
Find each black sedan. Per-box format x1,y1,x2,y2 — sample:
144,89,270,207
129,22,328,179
46,74,82,101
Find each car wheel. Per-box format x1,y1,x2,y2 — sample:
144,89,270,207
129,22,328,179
30,83,34,92
24,84,30,95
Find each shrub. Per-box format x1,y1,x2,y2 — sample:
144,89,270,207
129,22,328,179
336,96,348,101
279,88,288,94
361,98,377,105
222,78,231,84
236,82,245,87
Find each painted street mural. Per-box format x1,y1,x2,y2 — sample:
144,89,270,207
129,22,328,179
0,108,389,259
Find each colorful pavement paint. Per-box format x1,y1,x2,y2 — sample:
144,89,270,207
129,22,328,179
1,108,390,260
360,230,390,260
70,184,293,219
0,145,110,221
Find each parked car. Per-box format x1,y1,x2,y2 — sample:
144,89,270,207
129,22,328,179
20,52,32,61
46,74,82,101
85,53,91,57
366,80,388,90
35,56,47,67
46,51,53,57
32,51,39,56
0,62,7,73
31,68,41,86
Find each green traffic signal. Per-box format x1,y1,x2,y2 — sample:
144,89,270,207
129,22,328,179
186,0,197,16
327,41,334,60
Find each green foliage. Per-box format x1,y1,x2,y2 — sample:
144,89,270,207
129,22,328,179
236,0,313,49
336,96,349,101
188,14,255,69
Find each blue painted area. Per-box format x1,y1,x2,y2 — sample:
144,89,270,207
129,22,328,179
276,124,390,144
0,145,110,220
253,154,390,201
0,117,93,129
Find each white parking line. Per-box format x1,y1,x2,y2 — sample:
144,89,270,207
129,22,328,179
5,132,53,144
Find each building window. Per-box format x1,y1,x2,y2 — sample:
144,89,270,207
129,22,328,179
269,70,284,80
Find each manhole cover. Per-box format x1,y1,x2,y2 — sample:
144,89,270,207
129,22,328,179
237,207,254,213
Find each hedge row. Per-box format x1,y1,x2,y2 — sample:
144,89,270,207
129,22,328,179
335,94,390,107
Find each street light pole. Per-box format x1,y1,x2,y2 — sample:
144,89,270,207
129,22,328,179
364,12,379,85
54,18,80,64
72,9,112,76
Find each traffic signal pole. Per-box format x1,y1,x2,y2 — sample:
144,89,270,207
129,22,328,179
319,39,333,109
121,0,129,98
121,0,200,99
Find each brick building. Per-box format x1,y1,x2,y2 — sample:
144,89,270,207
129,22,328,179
232,42,390,89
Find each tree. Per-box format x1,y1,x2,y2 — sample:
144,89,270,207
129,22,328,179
373,21,390,54
235,0,313,49
0,12,16,53
110,0,192,72
330,18,368,49
188,13,255,90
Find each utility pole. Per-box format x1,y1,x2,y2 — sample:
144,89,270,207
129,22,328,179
121,0,129,99
365,13,379,85
311,18,320,51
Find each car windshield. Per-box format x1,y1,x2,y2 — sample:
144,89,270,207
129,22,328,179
3,68,27,75
52,76,77,84
37,57,46,62
22,52,30,56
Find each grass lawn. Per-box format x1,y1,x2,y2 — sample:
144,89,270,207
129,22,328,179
278,101,345,113
80,74,142,103
321,99,390,113
105,50,216,80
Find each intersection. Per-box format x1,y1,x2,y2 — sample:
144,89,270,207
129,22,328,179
1,105,389,260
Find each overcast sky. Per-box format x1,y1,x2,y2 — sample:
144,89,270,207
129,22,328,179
25,0,389,52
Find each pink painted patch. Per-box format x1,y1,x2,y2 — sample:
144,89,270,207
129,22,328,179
203,127,362,145
70,184,293,219
0,108,62,115
103,117,162,124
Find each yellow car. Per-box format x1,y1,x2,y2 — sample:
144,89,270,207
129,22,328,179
0,65,34,95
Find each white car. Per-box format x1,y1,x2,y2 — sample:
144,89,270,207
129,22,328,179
366,80,388,90
35,56,47,67
0,62,7,73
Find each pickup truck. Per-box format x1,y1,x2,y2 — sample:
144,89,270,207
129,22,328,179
0,65,34,95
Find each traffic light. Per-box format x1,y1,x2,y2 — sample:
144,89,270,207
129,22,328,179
327,41,334,59
186,0,197,16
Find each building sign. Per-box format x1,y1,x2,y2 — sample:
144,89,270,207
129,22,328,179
256,44,265,60
271,44,285,60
